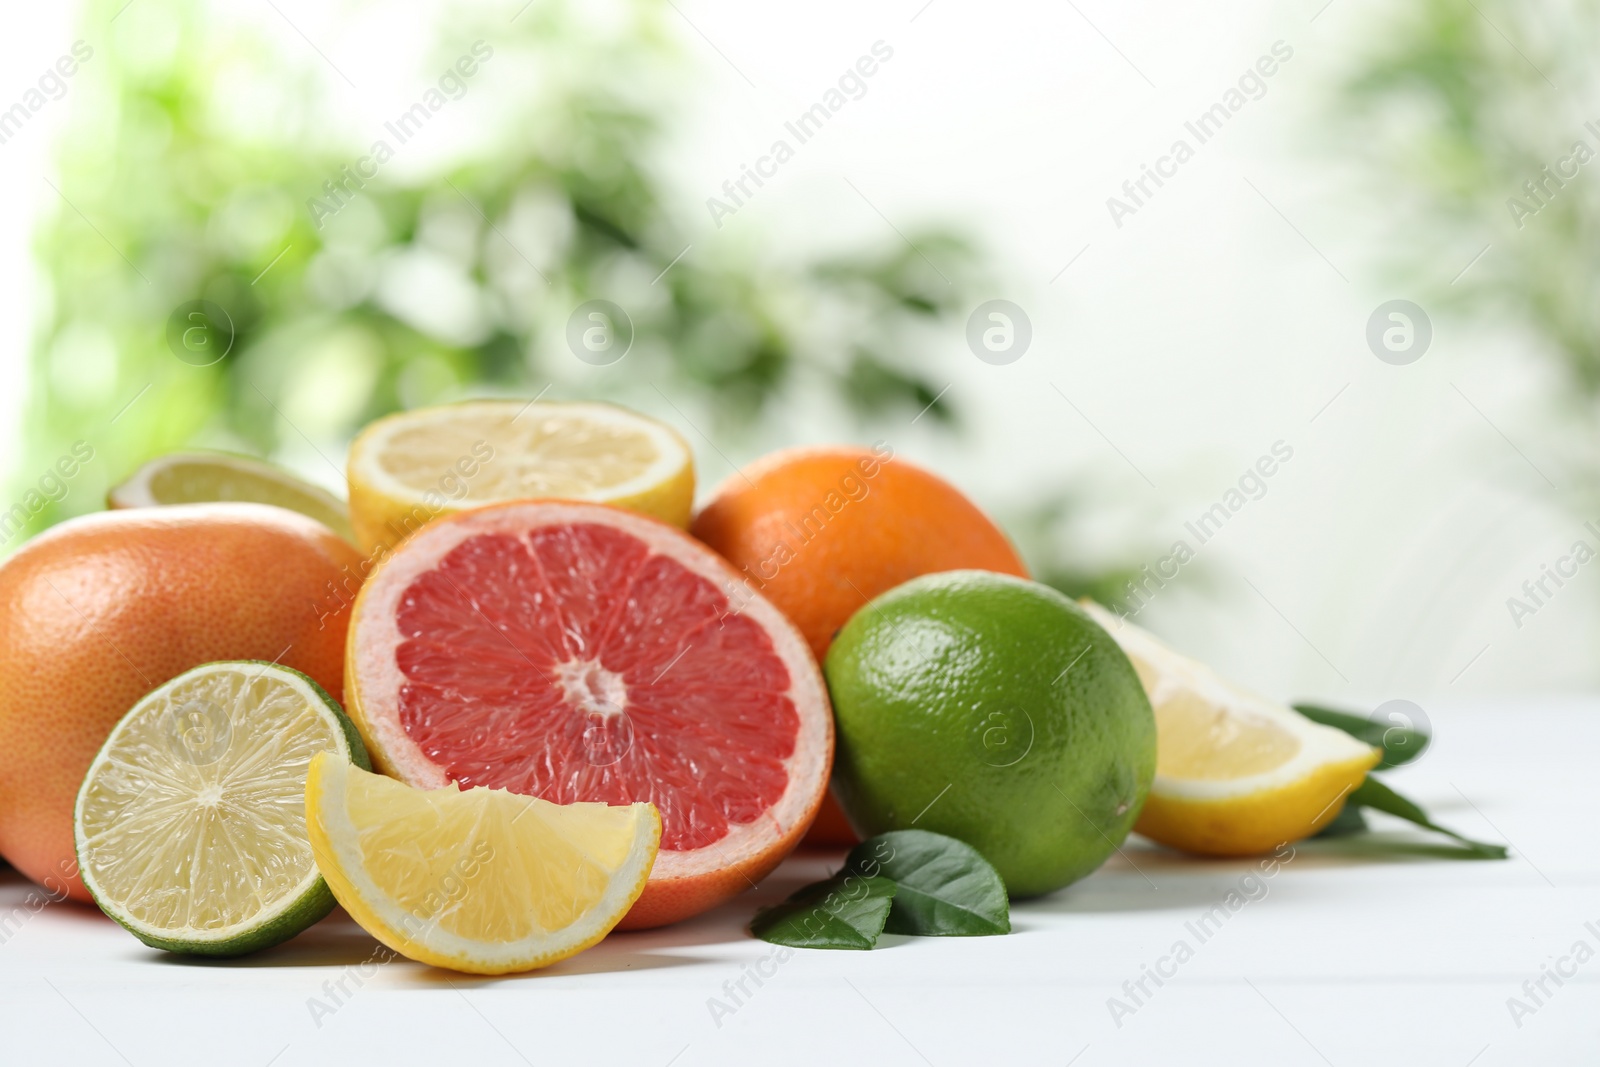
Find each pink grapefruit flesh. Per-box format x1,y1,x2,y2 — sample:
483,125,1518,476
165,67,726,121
345,501,832,929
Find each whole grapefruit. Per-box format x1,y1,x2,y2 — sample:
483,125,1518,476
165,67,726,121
0,503,364,900
690,445,1029,844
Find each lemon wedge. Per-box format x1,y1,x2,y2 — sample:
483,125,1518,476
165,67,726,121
346,400,694,554
1082,603,1379,855
305,754,659,974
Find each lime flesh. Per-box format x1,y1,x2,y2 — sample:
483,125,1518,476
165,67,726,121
824,571,1156,897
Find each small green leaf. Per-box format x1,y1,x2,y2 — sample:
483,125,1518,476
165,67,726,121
845,830,1010,936
1293,702,1430,769
1314,802,1369,838
1346,777,1508,859
750,874,897,950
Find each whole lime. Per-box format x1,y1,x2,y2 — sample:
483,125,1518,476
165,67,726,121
824,571,1156,896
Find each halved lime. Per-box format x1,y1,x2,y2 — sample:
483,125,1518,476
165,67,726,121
74,661,370,956
108,451,356,544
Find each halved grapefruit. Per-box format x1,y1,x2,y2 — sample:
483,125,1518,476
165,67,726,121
344,500,832,929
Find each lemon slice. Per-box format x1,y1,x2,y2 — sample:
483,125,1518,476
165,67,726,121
74,662,370,956
346,399,694,553
109,450,356,544
1082,603,1379,855
305,755,660,974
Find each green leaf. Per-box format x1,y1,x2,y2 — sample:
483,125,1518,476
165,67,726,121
1314,802,1369,838
1346,777,1508,859
1293,702,1430,769
845,830,1010,936
749,874,897,950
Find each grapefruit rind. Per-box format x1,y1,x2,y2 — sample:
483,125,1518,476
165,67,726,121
305,754,660,974
73,661,370,957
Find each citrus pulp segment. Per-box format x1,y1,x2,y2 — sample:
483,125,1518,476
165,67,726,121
305,754,660,974
344,500,832,928
73,661,369,956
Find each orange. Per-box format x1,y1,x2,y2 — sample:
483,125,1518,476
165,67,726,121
690,445,1029,844
341,500,832,929
0,504,363,901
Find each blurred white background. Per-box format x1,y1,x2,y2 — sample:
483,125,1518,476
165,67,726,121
0,0,1585,705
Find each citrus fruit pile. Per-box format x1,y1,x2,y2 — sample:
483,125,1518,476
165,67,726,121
0,395,1379,974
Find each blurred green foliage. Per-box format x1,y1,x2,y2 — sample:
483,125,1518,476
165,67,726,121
1333,0,1600,390
17,0,978,545
1001,492,1152,607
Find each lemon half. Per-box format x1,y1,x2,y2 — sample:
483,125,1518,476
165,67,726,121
346,400,694,554
1082,603,1379,856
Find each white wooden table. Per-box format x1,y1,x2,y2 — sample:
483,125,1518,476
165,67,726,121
1,697,1590,1066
